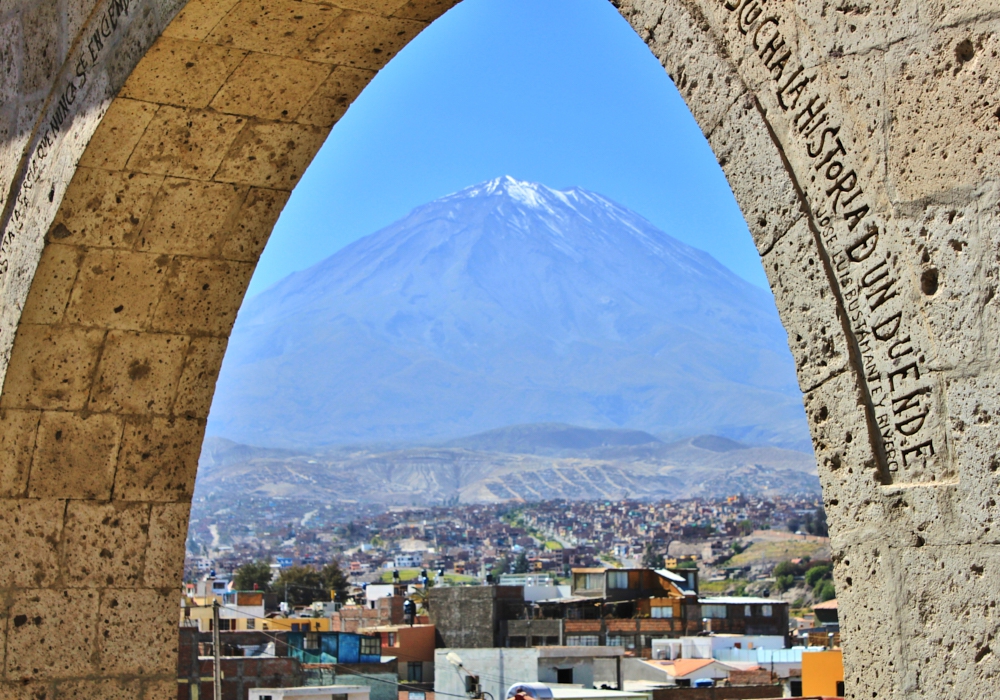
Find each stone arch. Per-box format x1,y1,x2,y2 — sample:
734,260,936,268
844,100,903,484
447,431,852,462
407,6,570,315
0,0,998,698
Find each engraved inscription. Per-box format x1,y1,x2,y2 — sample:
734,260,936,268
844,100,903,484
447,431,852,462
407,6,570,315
720,0,950,483
0,0,136,276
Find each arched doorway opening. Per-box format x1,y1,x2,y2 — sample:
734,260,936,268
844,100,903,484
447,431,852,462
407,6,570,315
0,1,996,698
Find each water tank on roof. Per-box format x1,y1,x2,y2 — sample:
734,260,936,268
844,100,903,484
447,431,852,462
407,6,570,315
506,684,553,700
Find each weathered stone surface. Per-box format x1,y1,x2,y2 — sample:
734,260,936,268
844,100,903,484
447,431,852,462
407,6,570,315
88,331,189,415
47,168,163,249
210,52,331,121
137,177,247,256
62,502,150,589
29,412,122,500
213,119,328,188
172,336,229,418
65,249,170,330
97,589,177,676
121,37,247,109
115,417,204,501
2,0,1000,698
143,502,193,587
0,498,64,588
0,410,39,498
151,258,255,335
762,218,847,392
4,589,100,679
297,66,374,127
0,326,105,411
126,106,245,179
53,678,142,700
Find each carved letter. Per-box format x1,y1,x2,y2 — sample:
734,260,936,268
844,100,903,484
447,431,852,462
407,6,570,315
888,362,919,391
902,440,935,466
888,337,913,359
872,312,901,341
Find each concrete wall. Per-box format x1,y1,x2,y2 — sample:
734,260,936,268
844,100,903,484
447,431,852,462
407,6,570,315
2,1,1000,698
434,648,538,700
428,586,524,648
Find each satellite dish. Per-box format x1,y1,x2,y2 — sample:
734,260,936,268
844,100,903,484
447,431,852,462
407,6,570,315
446,652,464,668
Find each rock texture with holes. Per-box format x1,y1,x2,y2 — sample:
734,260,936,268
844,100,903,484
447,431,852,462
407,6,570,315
0,0,998,698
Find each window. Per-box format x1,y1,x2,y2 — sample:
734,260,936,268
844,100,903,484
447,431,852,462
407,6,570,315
651,605,673,619
360,636,381,657
607,635,635,649
762,605,773,617
291,623,301,632
607,571,628,589
702,604,727,619
565,635,599,646
744,605,751,617
508,636,526,648
408,662,423,682
247,619,255,630
386,633,396,646
219,618,235,631
574,573,603,590
556,669,573,684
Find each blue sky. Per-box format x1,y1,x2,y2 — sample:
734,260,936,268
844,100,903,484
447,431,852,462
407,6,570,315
244,0,766,298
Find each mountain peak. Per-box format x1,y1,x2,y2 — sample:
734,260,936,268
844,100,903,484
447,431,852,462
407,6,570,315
449,176,573,210
214,180,810,451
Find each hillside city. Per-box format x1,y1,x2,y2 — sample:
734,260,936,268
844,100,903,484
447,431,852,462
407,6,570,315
182,495,842,700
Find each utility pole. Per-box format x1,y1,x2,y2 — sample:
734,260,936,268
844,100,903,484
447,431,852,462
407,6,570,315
212,600,222,700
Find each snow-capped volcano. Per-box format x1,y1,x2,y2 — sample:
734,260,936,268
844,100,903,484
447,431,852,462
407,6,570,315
208,178,810,451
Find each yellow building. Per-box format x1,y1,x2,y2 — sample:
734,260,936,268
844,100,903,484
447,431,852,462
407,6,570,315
262,616,332,632
802,649,844,697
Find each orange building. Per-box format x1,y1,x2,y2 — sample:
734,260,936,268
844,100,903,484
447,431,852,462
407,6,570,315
802,649,844,697
360,623,436,684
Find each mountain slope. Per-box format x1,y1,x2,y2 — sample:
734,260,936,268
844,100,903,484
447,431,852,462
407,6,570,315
208,177,810,450
195,430,819,504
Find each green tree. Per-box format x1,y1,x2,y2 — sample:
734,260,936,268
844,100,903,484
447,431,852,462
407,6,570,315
641,543,665,569
320,561,349,602
233,560,273,592
675,559,698,569
274,566,328,605
805,564,832,587
773,561,794,578
490,556,509,580
804,508,829,537
513,551,530,574
814,580,836,602
775,574,794,592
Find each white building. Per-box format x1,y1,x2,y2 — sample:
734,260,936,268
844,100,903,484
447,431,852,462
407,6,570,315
249,686,370,700
394,553,424,568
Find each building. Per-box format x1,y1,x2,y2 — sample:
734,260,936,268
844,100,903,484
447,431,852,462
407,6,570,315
623,657,738,687
360,623,437,684
801,649,844,697
434,647,625,700
333,596,406,632
696,597,789,636
248,687,370,700
181,590,266,632
395,553,424,569
428,585,526,648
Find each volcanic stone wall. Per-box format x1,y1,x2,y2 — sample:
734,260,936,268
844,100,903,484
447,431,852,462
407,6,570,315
0,1,997,698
